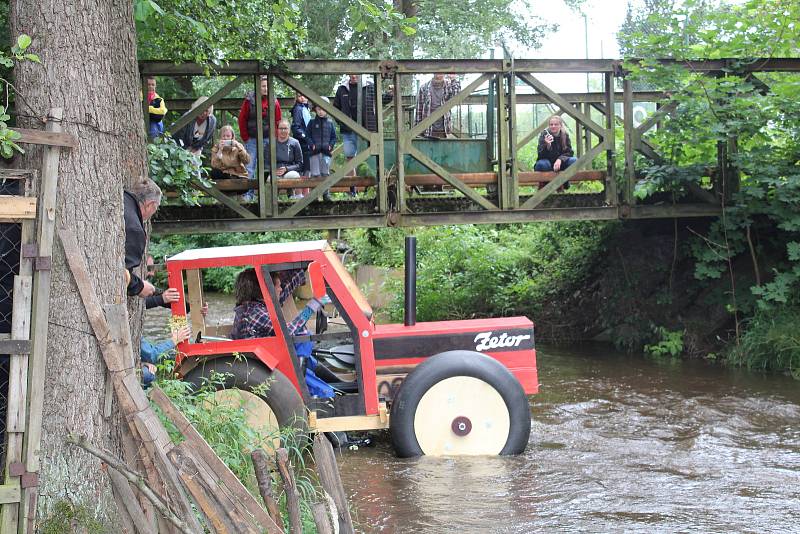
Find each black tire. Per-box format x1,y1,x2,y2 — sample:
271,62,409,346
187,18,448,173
389,350,531,458
183,356,307,433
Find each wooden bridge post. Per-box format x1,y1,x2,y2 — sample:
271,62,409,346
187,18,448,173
267,74,279,216
507,66,520,208
604,72,618,206
496,69,510,209
622,77,635,205
255,74,267,217
375,74,388,214
583,102,592,156
393,72,407,214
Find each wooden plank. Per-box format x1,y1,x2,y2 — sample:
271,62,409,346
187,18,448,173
312,435,354,534
251,449,284,530
636,99,678,135
604,72,618,206
209,170,606,191
406,145,498,211
14,128,78,148
375,74,388,214
623,78,636,205
0,339,30,354
267,75,278,216
0,196,37,220
0,483,21,504
184,269,206,338
310,414,390,433
58,227,203,533
150,387,282,533
24,110,63,497
167,445,240,534
108,467,158,534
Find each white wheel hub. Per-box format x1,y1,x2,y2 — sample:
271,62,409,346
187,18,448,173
213,389,281,453
413,376,510,456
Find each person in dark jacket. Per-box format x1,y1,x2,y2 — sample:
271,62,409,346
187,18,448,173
172,96,216,155
535,115,576,172
308,101,337,178
290,92,312,176
124,179,162,297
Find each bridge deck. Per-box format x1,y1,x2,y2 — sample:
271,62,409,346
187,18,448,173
139,57,789,234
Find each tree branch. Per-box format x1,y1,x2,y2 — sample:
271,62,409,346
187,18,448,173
65,433,195,534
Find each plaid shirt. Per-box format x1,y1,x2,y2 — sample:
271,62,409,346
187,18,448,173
415,78,461,136
231,270,312,339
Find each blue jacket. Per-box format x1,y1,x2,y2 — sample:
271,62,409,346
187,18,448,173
140,338,175,387
290,102,311,148
308,116,337,156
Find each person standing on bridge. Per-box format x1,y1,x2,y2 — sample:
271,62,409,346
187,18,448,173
238,75,282,179
415,73,461,139
535,115,576,173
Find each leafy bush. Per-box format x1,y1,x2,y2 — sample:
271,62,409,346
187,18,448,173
644,325,685,358
346,223,614,323
147,135,210,205
728,306,800,379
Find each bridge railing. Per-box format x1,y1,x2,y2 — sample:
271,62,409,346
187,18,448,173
139,58,800,233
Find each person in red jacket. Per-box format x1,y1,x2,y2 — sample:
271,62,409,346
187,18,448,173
238,75,282,179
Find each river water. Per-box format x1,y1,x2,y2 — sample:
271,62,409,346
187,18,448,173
145,302,800,533
336,344,800,533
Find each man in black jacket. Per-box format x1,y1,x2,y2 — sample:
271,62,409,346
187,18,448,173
124,179,162,297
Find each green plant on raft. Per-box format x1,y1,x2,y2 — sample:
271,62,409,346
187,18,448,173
644,325,684,358
147,135,211,205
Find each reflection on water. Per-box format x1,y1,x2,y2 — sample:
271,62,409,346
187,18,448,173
336,344,800,533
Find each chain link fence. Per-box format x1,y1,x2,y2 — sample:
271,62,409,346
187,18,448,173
0,177,24,468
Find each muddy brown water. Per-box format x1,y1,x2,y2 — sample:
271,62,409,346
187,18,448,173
145,298,800,533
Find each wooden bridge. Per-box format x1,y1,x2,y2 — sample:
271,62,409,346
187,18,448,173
142,58,800,234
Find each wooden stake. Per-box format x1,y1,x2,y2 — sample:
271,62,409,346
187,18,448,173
276,448,302,534
312,434,355,534
310,502,333,534
107,466,157,534
250,448,284,531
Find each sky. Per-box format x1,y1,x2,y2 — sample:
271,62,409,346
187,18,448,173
502,0,638,92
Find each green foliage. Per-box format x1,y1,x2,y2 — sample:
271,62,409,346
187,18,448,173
39,501,106,534
0,34,40,159
147,136,210,205
644,325,685,358
728,306,800,379
344,223,614,322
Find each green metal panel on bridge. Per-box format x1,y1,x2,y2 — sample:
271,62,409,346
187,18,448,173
141,57,800,235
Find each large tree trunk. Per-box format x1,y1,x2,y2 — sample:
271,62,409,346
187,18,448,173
10,0,145,527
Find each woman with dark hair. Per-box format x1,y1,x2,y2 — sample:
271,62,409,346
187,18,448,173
230,267,333,398
231,268,324,340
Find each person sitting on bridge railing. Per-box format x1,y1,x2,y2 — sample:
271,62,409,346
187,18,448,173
535,115,577,173
266,119,304,197
172,96,216,156
210,125,250,180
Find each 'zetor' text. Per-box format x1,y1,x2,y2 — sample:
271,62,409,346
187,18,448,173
473,331,531,352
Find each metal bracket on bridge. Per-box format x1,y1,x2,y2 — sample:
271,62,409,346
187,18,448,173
379,60,399,79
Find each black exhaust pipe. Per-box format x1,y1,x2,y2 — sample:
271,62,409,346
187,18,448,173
404,235,416,326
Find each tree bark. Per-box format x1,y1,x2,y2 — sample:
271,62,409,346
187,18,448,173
10,0,146,527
